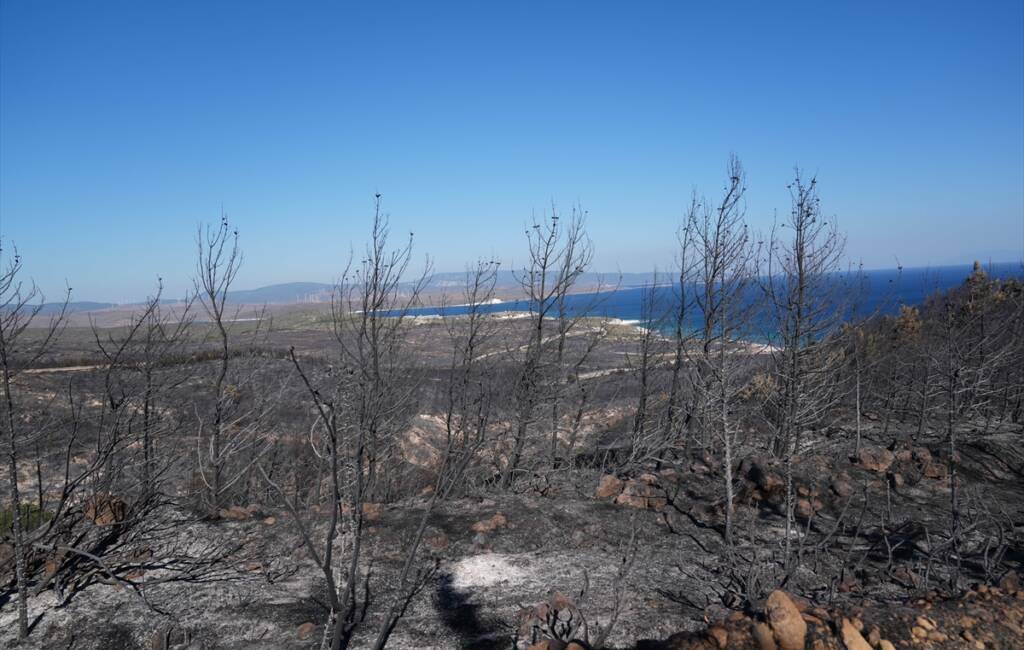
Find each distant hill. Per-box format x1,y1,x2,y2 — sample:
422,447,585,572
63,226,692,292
220,273,660,305
226,282,334,304
423,270,658,292
36,301,118,315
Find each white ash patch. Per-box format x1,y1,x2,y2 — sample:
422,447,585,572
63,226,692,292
450,552,528,589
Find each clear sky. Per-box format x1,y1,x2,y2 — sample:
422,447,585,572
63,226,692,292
2,1,1022,303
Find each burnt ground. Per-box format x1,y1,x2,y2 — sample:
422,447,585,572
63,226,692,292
4,317,1022,649
2,415,1022,649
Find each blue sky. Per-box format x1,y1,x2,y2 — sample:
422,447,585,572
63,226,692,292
1,1,1022,303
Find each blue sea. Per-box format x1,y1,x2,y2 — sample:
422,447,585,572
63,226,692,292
400,263,1023,336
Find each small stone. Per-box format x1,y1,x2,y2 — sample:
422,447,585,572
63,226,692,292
831,473,854,497
911,626,927,638
296,622,316,640
878,641,896,650
470,513,507,533
262,516,276,525
752,621,777,650
361,502,382,522
999,570,1020,593
766,590,806,650
922,461,948,479
857,446,894,472
840,618,872,650
867,626,881,646
795,498,814,518
916,616,935,630
595,474,625,498
708,626,728,649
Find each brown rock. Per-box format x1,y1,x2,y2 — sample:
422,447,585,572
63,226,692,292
878,641,896,650
565,643,588,650
361,502,382,522
922,462,947,479
425,531,449,551
85,495,128,525
998,570,1019,593
615,490,648,509
795,498,814,519
857,446,894,473
708,626,728,649
766,590,807,650
218,504,251,521
615,480,668,510
748,461,784,493
262,516,276,525
867,626,881,646
840,618,872,650
297,622,316,640
753,621,777,650
471,512,507,533
831,473,854,497
912,446,933,464
595,474,624,498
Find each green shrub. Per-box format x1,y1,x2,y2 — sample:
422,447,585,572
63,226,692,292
0,502,52,535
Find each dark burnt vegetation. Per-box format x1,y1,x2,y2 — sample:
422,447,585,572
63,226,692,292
1,166,1022,649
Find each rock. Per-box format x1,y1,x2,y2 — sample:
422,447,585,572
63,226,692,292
831,473,854,498
425,531,449,551
887,472,904,488
614,480,667,510
867,626,881,646
296,622,316,640
857,446,894,473
361,502,382,522
708,626,727,648
878,641,896,650
595,474,624,498
262,516,276,525
912,446,933,464
923,462,948,479
765,590,806,650
85,495,128,525
471,512,507,533
795,498,814,519
615,489,648,509
218,505,250,521
999,570,1020,593
840,618,872,650
748,461,784,493
565,642,588,650
752,622,777,650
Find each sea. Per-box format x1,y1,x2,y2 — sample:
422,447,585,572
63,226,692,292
397,262,1024,338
